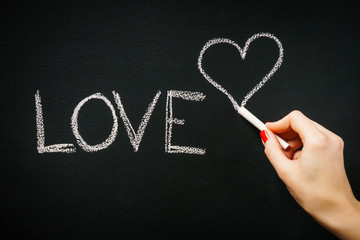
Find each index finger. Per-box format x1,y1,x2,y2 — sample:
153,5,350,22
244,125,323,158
266,110,320,142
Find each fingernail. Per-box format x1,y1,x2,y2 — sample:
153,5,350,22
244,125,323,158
260,130,268,143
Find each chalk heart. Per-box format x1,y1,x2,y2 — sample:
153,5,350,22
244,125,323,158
197,32,283,108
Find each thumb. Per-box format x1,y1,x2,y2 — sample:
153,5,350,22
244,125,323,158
261,130,292,179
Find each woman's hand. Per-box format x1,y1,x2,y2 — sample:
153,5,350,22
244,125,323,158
261,110,360,240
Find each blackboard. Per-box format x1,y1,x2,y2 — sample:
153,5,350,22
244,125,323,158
2,1,359,239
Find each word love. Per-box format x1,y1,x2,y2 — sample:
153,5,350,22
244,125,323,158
35,90,206,155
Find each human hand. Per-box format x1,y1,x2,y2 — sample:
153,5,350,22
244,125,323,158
261,110,360,240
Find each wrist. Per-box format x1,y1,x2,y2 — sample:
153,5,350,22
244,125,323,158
311,196,360,239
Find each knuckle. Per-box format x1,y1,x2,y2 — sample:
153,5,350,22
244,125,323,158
264,146,273,158
307,133,328,150
264,146,290,182
276,167,289,182
264,144,279,160
334,135,344,150
290,110,303,118
306,133,344,152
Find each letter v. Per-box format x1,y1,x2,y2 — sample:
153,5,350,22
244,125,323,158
112,91,161,152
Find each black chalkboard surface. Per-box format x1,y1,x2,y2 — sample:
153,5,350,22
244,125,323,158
2,1,359,239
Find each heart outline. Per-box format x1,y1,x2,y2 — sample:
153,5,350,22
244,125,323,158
197,32,283,110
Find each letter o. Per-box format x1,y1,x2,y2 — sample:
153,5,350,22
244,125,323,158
71,93,118,152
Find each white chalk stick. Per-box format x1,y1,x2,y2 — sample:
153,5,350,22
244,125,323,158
237,106,289,150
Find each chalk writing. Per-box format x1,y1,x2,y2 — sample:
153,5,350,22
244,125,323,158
113,91,161,152
165,90,206,155
35,32,283,155
71,93,119,152
35,90,205,154
198,32,283,109
35,90,76,153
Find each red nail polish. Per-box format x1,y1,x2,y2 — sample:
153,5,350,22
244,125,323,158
260,130,268,143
